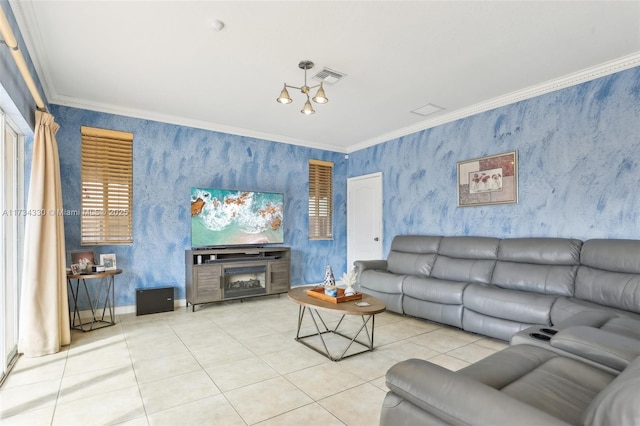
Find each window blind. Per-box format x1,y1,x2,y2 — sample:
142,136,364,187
80,126,133,245
308,159,333,239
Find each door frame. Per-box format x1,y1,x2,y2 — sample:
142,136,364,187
1,109,24,385
347,172,383,269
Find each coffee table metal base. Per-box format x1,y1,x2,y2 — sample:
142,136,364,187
294,305,376,361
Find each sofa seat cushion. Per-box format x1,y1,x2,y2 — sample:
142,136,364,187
550,297,640,325
550,326,640,372
359,270,405,294
403,276,468,304
460,344,558,387
558,311,640,340
464,283,556,325
502,356,613,424
463,309,534,341
601,317,640,340
460,345,614,425
404,298,464,328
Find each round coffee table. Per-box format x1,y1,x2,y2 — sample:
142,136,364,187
288,286,386,361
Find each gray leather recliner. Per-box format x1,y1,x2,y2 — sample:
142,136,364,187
381,344,640,425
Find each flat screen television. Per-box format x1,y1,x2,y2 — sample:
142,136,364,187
190,187,284,248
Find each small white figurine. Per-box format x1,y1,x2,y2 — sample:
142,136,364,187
341,268,357,296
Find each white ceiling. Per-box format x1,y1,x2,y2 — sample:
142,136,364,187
10,1,640,153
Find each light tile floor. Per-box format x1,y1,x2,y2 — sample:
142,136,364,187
0,293,508,425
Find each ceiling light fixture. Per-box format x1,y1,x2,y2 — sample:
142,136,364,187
277,60,328,115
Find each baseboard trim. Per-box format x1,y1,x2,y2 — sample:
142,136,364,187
74,298,188,319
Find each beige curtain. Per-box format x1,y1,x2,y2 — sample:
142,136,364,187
18,110,70,357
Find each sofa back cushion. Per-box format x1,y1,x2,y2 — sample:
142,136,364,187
492,238,582,296
582,354,640,426
387,235,441,276
575,239,640,313
431,236,499,283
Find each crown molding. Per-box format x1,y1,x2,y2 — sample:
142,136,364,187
348,53,640,153
51,51,640,155
49,95,347,153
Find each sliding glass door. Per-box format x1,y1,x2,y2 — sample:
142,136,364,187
1,109,24,384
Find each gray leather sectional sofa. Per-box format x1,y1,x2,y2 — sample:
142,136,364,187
355,235,640,341
355,235,640,425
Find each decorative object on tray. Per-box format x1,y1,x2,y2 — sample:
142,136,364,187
323,265,336,287
324,285,338,297
306,287,362,304
100,253,117,270
341,268,357,296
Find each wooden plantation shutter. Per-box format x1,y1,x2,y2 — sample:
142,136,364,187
309,159,333,239
80,126,133,245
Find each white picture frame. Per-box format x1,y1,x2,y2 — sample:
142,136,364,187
100,253,117,271
70,264,81,275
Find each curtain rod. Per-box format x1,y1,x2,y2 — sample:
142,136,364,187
0,5,48,112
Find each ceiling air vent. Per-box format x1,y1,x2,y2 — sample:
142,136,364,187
410,103,445,117
312,68,346,85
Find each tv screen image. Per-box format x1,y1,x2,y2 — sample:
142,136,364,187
191,187,284,247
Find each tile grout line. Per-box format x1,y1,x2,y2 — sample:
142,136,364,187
170,314,251,426
122,320,152,424
49,345,70,426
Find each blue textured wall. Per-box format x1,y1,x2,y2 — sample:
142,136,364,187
52,105,347,307
49,67,640,307
349,67,640,255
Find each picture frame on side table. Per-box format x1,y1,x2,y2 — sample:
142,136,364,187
457,151,518,207
100,253,117,271
68,250,95,273
70,264,81,275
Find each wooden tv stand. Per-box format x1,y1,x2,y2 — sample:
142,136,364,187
185,246,290,311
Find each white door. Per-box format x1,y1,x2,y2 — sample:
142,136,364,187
1,112,23,385
347,172,383,271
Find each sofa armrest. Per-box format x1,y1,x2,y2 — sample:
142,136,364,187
551,326,640,371
353,259,387,274
385,358,571,426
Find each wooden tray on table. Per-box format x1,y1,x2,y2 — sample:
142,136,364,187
306,287,362,304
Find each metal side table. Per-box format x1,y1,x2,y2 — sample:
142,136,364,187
67,269,122,332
